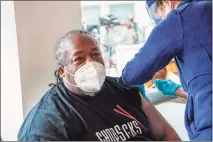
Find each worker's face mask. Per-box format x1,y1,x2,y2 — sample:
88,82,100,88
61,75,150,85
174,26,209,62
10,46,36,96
63,62,106,96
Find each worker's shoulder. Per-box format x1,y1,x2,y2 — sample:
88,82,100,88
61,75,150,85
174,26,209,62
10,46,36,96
176,1,212,15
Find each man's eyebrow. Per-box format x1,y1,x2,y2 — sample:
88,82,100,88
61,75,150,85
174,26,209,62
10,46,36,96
72,50,84,56
91,46,100,52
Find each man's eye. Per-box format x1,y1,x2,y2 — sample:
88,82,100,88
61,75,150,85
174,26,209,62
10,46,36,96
74,57,84,62
93,53,101,58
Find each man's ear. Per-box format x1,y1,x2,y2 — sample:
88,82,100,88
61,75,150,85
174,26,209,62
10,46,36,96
57,66,65,77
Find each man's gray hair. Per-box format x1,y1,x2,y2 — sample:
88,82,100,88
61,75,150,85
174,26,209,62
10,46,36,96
55,30,94,66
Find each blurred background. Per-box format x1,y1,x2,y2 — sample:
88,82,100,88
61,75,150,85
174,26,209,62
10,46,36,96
80,1,155,77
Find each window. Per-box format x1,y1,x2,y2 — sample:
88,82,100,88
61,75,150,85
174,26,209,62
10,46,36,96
109,3,134,22
81,5,100,25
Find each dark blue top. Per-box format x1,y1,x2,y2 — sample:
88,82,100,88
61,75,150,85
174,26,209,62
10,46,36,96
122,1,212,140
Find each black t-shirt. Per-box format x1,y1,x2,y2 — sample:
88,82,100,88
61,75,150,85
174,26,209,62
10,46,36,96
18,77,156,141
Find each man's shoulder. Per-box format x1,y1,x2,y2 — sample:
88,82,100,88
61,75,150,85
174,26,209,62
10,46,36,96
21,82,70,122
18,83,71,140
105,76,142,105
18,112,69,141
35,84,62,112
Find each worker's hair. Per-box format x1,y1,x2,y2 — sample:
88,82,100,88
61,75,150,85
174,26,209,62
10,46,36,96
156,0,164,8
155,0,182,11
55,30,93,67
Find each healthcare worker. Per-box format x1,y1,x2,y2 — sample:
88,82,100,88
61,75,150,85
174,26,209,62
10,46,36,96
121,0,212,140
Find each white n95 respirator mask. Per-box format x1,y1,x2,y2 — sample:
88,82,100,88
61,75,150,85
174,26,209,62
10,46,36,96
63,62,106,95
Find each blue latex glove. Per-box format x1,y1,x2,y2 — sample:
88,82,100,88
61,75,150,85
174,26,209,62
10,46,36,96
154,79,181,97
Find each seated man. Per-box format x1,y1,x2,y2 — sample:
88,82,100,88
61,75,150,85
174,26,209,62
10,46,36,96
18,30,180,141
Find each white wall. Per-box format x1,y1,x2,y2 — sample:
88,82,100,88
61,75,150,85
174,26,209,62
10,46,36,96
14,1,82,117
1,1,24,141
1,1,82,140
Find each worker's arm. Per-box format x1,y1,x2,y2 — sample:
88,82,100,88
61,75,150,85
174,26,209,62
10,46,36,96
140,93,181,141
122,10,183,87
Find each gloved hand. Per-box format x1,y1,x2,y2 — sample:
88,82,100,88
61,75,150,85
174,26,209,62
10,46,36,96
154,79,181,97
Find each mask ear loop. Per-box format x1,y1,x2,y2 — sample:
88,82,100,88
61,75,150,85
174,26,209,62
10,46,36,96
59,65,78,87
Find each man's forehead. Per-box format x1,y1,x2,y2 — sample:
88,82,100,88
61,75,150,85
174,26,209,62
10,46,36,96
71,46,100,55
68,33,99,52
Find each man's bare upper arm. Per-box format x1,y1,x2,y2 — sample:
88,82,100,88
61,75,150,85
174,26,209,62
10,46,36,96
139,92,181,141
